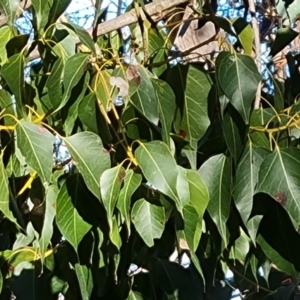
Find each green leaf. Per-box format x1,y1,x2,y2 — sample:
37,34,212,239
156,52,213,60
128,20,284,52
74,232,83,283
93,69,113,112
257,235,298,279
62,23,96,54
64,132,110,199
257,146,300,225
0,89,16,125
31,0,53,32
117,170,142,237
47,0,72,26
273,77,284,112
216,51,262,123
247,215,263,246
78,93,112,144
186,169,209,217
152,78,175,147
46,57,64,110
222,110,243,162
131,65,159,125
74,264,93,300
100,165,125,230
135,141,181,211
131,198,165,247
64,71,90,135
270,28,299,57
233,229,250,261
13,222,35,250
199,154,231,245
0,153,17,225
0,26,13,63
167,65,211,147
39,184,58,263
127,291,143,300
56,175,92,252
1,53,25,117
232,18,253,56
182,204,201,251
233,144,269,225
52,53,89,113
0,0,20,25
16,120,55,183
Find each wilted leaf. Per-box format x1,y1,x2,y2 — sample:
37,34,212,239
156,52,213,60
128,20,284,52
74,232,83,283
117,170,142,237
135,141,181,211
16,120,55,183
110,76,129,97
131,198,165,247
199,154,231,245
56,175,92,252
216,51,262,123
64,132,110,199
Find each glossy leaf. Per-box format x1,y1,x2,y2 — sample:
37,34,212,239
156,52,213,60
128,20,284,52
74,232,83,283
257,235,298,279
75,264,93,300
152,78,176,147
16,120,55,183
100,165,125,230
257,147,300,224
52,53,89,113
167,65,211,147
64,132,110,199
199,154,231,245
131,198,165,247
117,170,142,237
31,0,53,31
56,175,92,252
1,53,25,117
0,153,17,225
270,28,299,57
130,65,159,125
47,0,72,25
135,141,181,211
233,144,269,225
216,51,262,123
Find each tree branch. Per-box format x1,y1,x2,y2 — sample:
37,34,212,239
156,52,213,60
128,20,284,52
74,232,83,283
248,0,262,109
1,0,190,61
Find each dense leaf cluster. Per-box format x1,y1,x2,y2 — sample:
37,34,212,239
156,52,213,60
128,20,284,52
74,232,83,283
1,0,300,299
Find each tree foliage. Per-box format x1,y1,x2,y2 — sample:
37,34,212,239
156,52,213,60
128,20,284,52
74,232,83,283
1,0,300,299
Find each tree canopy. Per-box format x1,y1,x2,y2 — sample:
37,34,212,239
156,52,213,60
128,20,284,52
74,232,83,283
1,0,300,299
